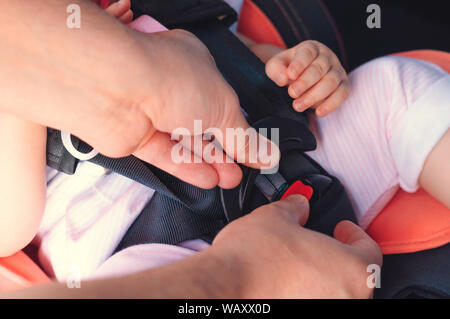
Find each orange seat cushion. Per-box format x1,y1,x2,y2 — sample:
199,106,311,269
0,251,50,292
367,189,450,254
237,0,287,49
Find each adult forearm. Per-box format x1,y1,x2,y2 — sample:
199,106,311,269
0,0,151,143
3,248,243,298
2,196,382,299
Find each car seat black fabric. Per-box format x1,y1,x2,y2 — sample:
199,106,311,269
375,243,450,299
130,0,347,68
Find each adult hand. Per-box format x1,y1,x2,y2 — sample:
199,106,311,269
124,30,280,189
211,195,383,298
2,195,381,299
1,0,279,190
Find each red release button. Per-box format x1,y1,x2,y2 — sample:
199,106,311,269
280,180,313,201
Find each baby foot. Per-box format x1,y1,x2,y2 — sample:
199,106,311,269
105,0,133,24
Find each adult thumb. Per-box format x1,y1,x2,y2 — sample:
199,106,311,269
266,195,310,226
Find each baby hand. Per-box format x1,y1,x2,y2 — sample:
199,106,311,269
266,40,349,117
105,0,134,24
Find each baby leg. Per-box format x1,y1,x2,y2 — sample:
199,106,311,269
0,114,47,256
418,128,449,208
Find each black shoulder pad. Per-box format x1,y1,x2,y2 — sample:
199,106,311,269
130,0,237,28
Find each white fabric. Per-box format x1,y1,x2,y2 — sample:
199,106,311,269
390,75,450,192
36,162,153,280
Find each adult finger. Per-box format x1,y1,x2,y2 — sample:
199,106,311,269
133,131,220,189
215,94,281,172
260,195,310,226
333,220,383,266
178,135,243,189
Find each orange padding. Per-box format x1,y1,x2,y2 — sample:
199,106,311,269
237,0,287,49
367,189,450,255
0,251,50,292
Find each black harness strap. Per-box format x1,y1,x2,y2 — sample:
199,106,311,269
47,129,80,175
130,0,237,28
79,145,229,248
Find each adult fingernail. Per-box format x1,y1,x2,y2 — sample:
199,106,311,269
316,107,327,117
284,194,308,206
284,195,309,225
277,73,286,85
288,68,299,79
290,85,301,98
289,86,297,98
293,100,306,112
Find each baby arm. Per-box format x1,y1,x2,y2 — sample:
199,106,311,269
0,114,47,257
239,34,349,117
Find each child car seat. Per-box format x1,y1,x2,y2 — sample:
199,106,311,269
2,0,357,291
1,0,448,298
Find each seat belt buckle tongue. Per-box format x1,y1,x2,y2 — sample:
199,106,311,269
280,180,313,201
